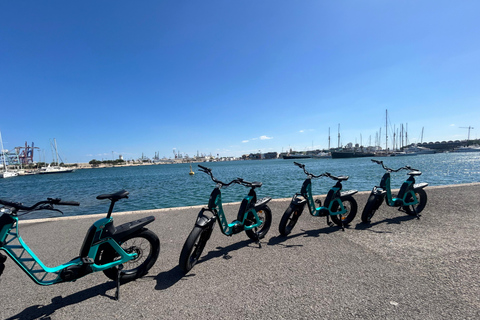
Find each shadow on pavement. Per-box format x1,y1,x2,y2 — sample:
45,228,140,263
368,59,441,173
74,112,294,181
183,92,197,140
154,239,259,290
267,224,345,247
354,214,418,232
5,282,116,320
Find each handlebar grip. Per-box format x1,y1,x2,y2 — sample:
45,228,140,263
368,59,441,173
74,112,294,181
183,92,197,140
0,199,29,210
371,159,382,164
0,199,18,207
293,162,304,168
58,201,80,206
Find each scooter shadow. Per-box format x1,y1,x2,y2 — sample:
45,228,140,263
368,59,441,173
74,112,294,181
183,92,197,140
354,214,418,232
5,282,117,320
154,239,259,290
268,224,346,247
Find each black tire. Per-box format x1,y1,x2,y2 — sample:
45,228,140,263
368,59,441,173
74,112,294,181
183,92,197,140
179,226,211,273
0,252,6,276
404,188,427,216
245,206,272,240
330,195,357,226
278,204,302,236
97,228,160,282
361,194,379,224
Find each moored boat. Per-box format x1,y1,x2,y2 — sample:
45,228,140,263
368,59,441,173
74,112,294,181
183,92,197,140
38,165,75,174
0,131,18,178
331,150,375,159
1,170,18,178
282,154,311,159
453,145,480,153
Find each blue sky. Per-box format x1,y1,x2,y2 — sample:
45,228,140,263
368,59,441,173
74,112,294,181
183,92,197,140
1,1,479,163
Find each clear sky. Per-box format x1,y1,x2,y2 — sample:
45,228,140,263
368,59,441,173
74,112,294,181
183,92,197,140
1,1,479,163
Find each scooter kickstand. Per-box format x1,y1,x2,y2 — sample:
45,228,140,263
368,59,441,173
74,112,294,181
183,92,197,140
412,206,420,219
115,264,124,301
255,232,262,248
326,215,334,228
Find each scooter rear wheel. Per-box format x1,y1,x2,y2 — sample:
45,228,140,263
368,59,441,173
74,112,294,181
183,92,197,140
331,195,357,226
97,228,160,282
245,206,272,240
403,188,427,216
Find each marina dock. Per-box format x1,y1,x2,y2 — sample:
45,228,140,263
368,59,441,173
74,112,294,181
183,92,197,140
1,183,479,319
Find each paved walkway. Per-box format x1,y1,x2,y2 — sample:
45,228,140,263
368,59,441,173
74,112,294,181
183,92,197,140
1,184,479,319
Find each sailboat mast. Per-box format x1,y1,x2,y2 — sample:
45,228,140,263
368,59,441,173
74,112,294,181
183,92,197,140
0,131,6,170
54,138,59,165
406,123,408,146
337,124,340,148
385,109,388,152
379,128,382,148
328,127,331,150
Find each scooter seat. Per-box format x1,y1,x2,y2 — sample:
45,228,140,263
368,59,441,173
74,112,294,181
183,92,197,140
251,181,262,188
97,190,129,201
408,171,422,176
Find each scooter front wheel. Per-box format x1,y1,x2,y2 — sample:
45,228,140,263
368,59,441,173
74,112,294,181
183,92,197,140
98,228,160,282
361,194,379,223
179,225,211,273
278,204,302,236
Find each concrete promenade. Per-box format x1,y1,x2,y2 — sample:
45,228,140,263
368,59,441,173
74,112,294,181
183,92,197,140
1,183,479,319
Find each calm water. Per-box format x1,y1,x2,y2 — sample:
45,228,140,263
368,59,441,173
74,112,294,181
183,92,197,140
2,153,480,219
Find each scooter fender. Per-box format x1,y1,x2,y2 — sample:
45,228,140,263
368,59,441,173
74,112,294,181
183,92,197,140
111,216,156,242
340,190,358,198
370,187,386,210
194,209,217,228
254,197,272,211
414,182,428,189
193,209,216,243
291,194,307,207
289,195,307,215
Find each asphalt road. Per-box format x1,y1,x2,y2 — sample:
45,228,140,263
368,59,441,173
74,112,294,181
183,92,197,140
1,183,479,320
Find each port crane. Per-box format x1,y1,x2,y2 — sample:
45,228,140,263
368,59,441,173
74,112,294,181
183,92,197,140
460,126,474,140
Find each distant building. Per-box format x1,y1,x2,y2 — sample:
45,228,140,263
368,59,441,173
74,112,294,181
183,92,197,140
247,152,278,160
263,152,278,159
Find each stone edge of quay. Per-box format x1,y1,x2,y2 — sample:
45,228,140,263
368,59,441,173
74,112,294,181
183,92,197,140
18,182,480,224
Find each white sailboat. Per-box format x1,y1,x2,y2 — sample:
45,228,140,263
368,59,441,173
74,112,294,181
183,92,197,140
0,131,18,178
38,139,75,174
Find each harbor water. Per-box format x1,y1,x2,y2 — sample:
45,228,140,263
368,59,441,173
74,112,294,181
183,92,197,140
1,153,479,219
